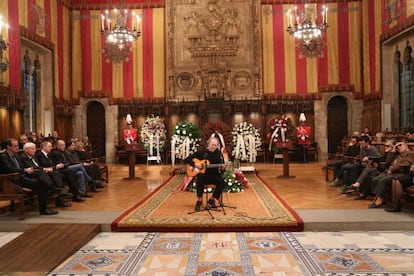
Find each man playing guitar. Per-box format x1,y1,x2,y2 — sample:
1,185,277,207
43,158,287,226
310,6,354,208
184,137,226,211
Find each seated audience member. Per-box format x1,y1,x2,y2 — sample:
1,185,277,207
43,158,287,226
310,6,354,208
20,142,72,207
340,135,381,194
66,140,103,191
75,141,106,186
36,141,85,202
362,127,372,138
0,138,58,215
406,130,414,143
385,164,414,212
49,139,93,200
48,130,60,145
369,142,414,208
329,136,360,187
18,134,29,149
28,131,41,147
352,139,399,200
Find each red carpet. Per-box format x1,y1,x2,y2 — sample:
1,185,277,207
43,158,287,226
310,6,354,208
111,173,304,232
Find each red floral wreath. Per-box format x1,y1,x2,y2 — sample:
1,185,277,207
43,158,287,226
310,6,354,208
266,115,295,151
201,122,233,151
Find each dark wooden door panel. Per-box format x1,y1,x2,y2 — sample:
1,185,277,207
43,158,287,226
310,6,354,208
87,101,106,157
327,96,347,155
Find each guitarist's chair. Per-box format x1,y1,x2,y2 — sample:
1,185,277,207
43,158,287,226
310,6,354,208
187,181,221,219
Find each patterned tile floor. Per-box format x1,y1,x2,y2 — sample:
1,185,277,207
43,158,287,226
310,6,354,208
2,231,414,275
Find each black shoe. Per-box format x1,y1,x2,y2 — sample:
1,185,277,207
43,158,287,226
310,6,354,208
195,201,202,211
354,195,366,200
40,209,59,215
385,206,401,212
96,182,106,188
208,198,217,208
56,200,72,207
368,202,383,209
82,193,93,198
341,187,355,194
72,195,85,202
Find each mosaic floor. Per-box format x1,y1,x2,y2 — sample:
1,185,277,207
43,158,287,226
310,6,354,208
2,231,414,275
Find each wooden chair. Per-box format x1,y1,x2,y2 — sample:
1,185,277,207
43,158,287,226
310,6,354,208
91,157,109,184
0,173,32,220
406,185,414,199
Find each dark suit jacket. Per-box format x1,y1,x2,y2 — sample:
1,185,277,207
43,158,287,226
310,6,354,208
0,151,49,191
36,151,58,168
20,153,43,170
37,150,78,189
49,149,69,165
0,151,24,174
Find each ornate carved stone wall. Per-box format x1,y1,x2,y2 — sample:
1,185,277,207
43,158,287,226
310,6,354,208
166,0,262,102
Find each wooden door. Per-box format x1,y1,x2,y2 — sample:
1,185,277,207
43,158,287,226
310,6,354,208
327,96,348,155
86,101,106,157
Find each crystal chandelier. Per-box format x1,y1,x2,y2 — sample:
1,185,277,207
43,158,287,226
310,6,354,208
0,15,9,86
286,4,328,58
101,3,141,63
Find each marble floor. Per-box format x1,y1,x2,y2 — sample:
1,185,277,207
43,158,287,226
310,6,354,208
2,231,414,275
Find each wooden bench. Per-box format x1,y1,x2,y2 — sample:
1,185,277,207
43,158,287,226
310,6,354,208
0,173,32,220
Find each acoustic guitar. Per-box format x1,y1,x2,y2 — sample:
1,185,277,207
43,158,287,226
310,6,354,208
186,158,228,177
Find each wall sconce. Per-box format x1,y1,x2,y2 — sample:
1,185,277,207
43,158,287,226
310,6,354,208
0,15,9,86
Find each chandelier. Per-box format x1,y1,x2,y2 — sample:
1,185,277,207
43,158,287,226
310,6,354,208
286,4,328,58
101,4,141,63
0,15,9,86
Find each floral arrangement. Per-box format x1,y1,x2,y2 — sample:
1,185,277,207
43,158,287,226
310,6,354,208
222,167,249,192
140,116,167,153
171,121,201,160
185,166,249,193
231,122,262,162
267,115,295,151
201,122,233,151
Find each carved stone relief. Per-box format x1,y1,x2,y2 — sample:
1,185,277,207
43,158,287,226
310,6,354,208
166,0,262,101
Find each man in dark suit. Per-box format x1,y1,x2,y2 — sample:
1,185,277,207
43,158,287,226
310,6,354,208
21,142,72,207
49,140,93,200
0,138,58,215
37,140,86,202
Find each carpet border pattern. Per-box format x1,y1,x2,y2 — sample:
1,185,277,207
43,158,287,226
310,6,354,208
111,172,304,232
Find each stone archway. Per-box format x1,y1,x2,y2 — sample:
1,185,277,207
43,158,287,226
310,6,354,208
73,98,118,162
315,92,363,160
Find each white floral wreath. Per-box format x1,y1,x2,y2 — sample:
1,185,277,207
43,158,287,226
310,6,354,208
140,116,167,155
171,121,201,165
231,122,262,162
